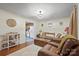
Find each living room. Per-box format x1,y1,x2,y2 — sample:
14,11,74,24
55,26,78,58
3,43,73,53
0,3,79,56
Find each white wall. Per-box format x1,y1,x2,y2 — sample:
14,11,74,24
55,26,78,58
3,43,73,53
0,9,37,44
36,17,70,35
0,8,71,43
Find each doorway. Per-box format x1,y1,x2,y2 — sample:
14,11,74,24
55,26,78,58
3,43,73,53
25,22,34,41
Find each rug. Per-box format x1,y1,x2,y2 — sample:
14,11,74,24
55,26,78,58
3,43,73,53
8,44,42,56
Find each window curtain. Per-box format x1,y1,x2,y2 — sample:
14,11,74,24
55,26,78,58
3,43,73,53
69,5,77,38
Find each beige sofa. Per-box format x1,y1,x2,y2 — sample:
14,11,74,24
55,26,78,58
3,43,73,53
38,32,55,40
38,35,79,56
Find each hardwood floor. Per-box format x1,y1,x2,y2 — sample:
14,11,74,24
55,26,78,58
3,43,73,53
0,41,33,56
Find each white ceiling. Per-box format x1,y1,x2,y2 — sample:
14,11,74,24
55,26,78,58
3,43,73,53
0,3,73,21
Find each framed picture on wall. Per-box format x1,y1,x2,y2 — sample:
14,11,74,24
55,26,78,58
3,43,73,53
48,22,53,27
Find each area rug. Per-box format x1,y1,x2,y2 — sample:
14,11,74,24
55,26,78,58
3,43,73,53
8,44,42,56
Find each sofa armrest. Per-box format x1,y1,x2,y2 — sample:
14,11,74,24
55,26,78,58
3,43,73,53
48,42,59,48
38,49,58,56
51,38,61,43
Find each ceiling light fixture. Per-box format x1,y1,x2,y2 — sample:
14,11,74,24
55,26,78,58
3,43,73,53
37,10,43,17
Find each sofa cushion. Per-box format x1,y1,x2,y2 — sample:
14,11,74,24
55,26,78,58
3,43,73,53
60,39,78,56
38,44,58,56
57,35,76,55
44,44,58,54
69,46,79,56
48,42,59,47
